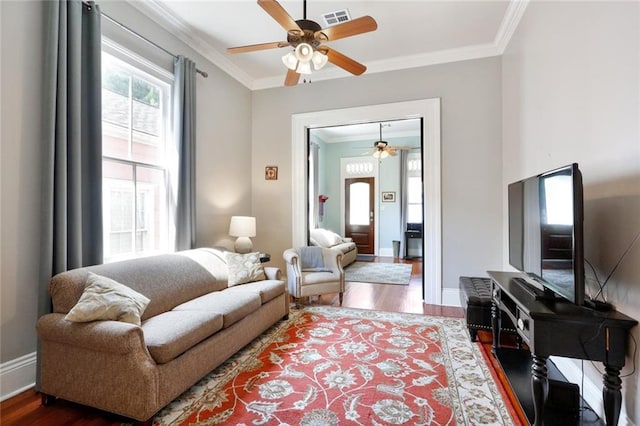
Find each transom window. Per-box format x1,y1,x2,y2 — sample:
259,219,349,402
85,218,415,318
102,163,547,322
101,43,174,262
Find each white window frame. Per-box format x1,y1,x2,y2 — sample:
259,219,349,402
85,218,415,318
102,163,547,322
101,39,175,262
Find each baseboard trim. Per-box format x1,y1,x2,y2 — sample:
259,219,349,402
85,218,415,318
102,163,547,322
1,352,36,402
441,288,461,307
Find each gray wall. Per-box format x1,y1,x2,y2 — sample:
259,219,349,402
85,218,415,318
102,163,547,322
0,0,253,371
502,1,640,421
251,57,504,288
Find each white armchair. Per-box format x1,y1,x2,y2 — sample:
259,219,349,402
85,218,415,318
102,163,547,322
283,247,345,305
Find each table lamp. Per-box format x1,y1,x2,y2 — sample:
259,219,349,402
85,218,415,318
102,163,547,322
229,216,256,253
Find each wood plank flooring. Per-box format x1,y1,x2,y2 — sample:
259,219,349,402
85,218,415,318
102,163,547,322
0,257,463,425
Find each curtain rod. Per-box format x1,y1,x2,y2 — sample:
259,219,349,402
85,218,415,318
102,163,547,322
85,2,208,78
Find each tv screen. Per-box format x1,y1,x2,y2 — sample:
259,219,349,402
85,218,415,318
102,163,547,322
508,163,584,305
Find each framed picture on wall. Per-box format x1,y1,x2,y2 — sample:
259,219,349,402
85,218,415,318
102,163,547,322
382,191,395,202
265,166,278,180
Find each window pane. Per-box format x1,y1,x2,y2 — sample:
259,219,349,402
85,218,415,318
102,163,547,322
349,182,369,225
408,177,422,204
407,205,422,223
103,161,134,258
136,167,168,253
132,76,165,165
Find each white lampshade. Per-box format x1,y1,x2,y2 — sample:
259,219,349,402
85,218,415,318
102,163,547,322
294,43,314,62
311,51,328,70
282,51,298,70
296,60,312,75
229,216,256,253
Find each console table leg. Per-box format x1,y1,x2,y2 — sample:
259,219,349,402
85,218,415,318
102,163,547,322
531,354,548,426
603,364,622,426
491,300,501,353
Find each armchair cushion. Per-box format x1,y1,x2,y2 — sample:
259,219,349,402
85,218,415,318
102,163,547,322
64,272,150,326
225,252,266,286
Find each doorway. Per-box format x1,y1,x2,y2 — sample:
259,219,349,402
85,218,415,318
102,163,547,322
345,177,375,254
291,99,442,305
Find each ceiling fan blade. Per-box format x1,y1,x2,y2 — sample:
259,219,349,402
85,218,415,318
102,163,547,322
316,16,377,42
284,69,300,86
227,41,289,54
325,48,366,75
387,149,398,157
258,0,301,32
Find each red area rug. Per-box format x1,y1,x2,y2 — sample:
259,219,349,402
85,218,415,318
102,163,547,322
155,306,514,425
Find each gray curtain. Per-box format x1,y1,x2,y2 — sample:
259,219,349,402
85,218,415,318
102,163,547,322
173,55,197,250
38,0,102,387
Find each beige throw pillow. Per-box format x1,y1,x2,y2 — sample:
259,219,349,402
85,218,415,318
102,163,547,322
65,272,150,325
225,252,265,286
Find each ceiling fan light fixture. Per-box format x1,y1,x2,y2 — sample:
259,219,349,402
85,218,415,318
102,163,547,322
311,50,328,70
294,43,314,62
282,51,298,70
296,60,312,75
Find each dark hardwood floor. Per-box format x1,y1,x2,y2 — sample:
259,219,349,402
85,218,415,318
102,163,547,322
0,256,463,425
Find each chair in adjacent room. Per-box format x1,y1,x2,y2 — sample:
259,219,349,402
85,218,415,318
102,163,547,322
283,246,345,305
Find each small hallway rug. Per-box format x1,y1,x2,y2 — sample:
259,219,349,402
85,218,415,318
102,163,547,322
344,262,413,285
154,306,514,425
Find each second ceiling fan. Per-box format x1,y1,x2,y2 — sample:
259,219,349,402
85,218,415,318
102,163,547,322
227,0,377,86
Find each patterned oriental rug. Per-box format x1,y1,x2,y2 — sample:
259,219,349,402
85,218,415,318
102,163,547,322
344,262,413,285
154,306,514,425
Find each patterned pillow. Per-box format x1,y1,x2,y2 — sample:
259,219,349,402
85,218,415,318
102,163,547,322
225,252,266,286
65,272,150,325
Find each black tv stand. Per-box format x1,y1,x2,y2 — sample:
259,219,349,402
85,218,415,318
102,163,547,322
488,271,637,426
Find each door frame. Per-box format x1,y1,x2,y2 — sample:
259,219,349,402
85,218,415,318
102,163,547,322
291,99,442,305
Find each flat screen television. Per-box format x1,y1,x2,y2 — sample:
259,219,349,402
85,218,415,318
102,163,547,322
508,163,585,305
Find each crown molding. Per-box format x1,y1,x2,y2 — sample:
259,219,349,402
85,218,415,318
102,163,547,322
128,0,528,91
127,0,254,89
495,0,530,53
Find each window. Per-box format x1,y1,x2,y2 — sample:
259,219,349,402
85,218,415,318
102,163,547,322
406,153,423,223
101,43,174,262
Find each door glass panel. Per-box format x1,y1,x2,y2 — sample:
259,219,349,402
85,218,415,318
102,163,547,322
349,182,370,225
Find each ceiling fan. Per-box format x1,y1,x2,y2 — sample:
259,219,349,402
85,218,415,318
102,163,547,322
227,0,377,86
368,123,411,159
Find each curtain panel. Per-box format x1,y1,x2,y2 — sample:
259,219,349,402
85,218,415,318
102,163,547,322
173,55,197,251
40,0,103,318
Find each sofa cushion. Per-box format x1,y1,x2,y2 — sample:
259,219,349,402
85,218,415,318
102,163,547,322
173,291,261,328
65,273,150,326
225,252,266,286
142,310,224,364
225,280,286,305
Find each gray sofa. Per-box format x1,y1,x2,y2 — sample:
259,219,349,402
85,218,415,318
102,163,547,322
36,248,288,422
309,228,357,267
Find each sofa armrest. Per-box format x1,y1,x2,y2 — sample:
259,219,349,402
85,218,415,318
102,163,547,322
37,313,148,355
264,267,282,280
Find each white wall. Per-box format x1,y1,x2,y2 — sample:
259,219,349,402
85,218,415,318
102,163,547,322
502,1,640,422
0,0,253,397
251,57,504,289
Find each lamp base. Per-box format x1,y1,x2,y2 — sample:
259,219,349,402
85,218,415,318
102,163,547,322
234,237,253,254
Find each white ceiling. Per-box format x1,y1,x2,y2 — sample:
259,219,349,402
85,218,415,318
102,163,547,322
130,0,528,90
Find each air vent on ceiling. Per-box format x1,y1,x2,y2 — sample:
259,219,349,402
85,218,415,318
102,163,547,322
322,9,351,27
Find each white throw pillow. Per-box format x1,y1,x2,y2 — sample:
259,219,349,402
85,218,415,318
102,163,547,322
225,252,266,286
65,272,150,325
311,228,343,248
